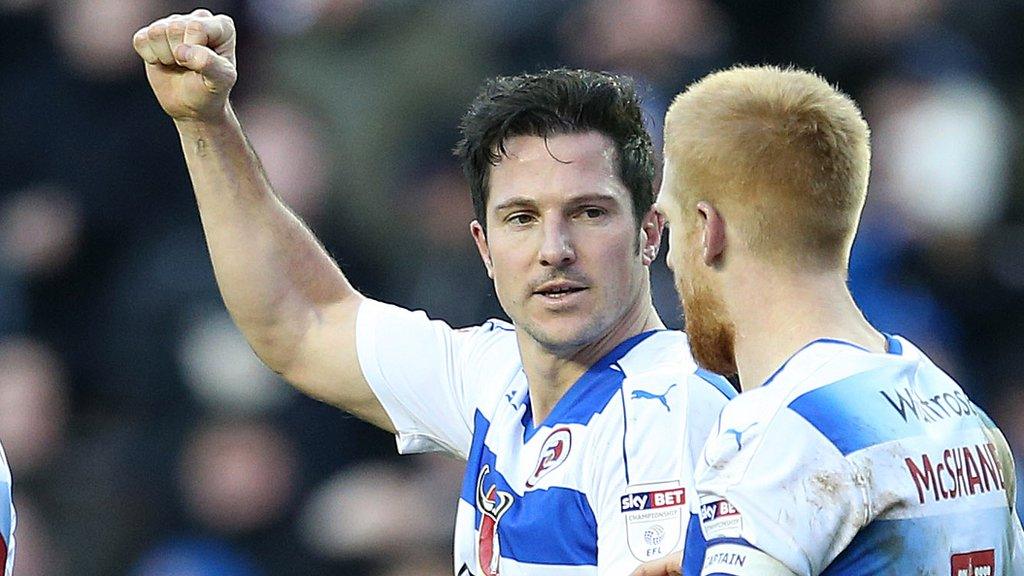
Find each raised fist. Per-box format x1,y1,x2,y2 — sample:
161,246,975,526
132,9,238,122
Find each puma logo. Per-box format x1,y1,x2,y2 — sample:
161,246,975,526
725,424,756,450
631,384,678,412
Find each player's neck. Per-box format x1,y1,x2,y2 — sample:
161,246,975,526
519,300,664,424
729,269,885,392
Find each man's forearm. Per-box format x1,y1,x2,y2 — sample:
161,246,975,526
175,106,360,373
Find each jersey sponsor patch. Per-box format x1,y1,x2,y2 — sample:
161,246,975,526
525,427,572,489
621,481,685,561
951,549,994,576
699,495,742,539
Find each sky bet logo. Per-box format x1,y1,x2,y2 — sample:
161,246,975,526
700,499,740,522
620,488,686,512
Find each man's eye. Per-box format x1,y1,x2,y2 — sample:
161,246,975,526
581,207,605,219
508,213,534,225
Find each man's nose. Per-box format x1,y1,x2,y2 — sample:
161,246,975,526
538,219,576,267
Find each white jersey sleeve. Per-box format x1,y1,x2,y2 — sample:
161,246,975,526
356,299,519,459
691,400,865,575
0,443,14,576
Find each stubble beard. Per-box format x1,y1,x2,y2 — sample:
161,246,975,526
519,311,611,355
517,274,639,357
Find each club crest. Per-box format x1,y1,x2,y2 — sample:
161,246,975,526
525,427,572,488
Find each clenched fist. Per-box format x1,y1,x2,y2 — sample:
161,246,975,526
132,9,238,122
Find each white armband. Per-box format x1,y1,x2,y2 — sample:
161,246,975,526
701,542,798,576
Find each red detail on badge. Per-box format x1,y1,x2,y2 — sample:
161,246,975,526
525,427,572,488
951,549,995,576
478,487,499,576
476,465,513,576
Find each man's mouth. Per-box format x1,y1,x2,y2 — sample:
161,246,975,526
533,281,588,299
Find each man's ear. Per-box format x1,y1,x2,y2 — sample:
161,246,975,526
470,220,493,278
639,207,665,266
696,201,725,266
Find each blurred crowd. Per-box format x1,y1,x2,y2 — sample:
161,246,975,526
2,0,1024,574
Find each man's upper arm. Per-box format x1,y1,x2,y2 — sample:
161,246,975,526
276,295,396,431
281,298,507,458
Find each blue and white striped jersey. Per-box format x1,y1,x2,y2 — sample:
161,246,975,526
0,442,14,575
356,300,735,575
684,335,1024,575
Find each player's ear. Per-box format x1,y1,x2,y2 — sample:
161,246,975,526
696,201,725,266
470,220,494,278
639,206,664,266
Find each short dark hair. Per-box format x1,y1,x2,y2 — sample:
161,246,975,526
454,68,655,230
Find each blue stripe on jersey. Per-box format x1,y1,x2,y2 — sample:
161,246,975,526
0,478,10,544
682,513,706,576
884,334,903,354
500,486,598,564
460,410,492,505
787,365,926,455
461,410,599,566
822,507,1019,574
521,330,659,442
695,368,738,399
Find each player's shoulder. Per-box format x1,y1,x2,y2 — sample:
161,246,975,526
367,301,524,374
764,335,938,427
452,317,526,402
751,337,918,405
451,316,519,358
617,330,735,401
702,340,890,474
614,332,734,449
704,337,925,475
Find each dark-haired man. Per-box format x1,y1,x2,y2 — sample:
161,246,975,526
133,9,734,574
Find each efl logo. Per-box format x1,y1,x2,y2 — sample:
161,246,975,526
951,549,994,576
700,499,740,522
620,487,686,512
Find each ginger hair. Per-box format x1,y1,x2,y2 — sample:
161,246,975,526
664,65,871,270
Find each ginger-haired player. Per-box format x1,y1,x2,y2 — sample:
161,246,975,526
634,65,1024,575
